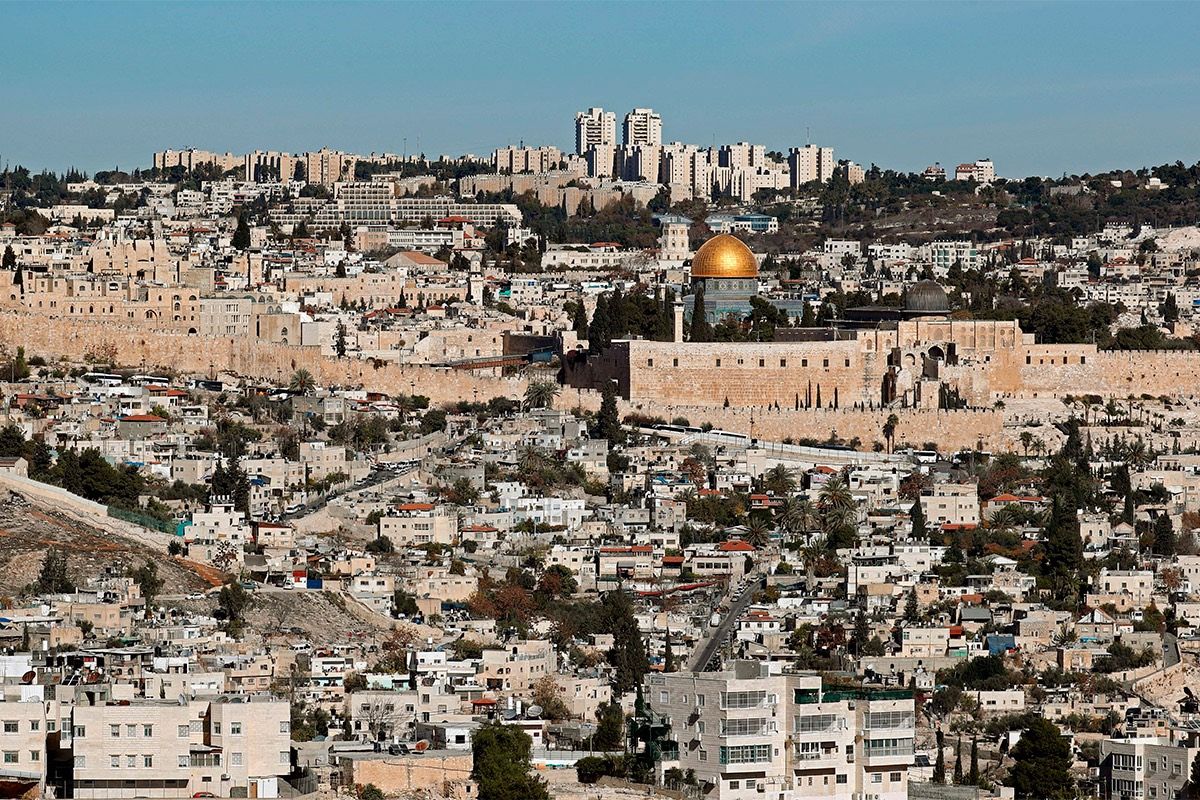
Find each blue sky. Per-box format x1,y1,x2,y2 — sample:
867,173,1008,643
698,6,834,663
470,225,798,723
3,0,1198,178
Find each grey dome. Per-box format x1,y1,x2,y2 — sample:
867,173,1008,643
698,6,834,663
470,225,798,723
905,280,949,313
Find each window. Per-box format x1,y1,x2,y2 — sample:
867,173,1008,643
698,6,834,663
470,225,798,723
144,755,154,768
672,358,678,367
230,722,243,735
795,714,838,733
178,755,189,769
74,756,85,769
715,358,721,367
29,721,38,732
721,718,767,736
73,725,86,739
728,781,740,790
647,359,653,367
126,724,136,737
696,695,705,707
890,772,901,782
780,359,787,367
720,691,765,709
29,751,38,762
2,721,16,733
110,755,120,768
279,751,290,765
213,723,221,735
698,749,708,762
822,359,829,368
3,752,17,764
232,753,244,767
872,773,883,784
659,692,669,704
758,359,764,367
719,744,771,765
110,724,120,738
126,754,136,768
280,721,290,734
802,359,808,367
178,725,190,738
836,775,847,785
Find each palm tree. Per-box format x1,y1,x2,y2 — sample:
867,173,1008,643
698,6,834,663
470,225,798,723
762,464,797,496
524,380,560,410
1019,431,1033,457
288,368,316,395
778,496,818,539
744,517,772,547
818,476,857,548
883,414,899,453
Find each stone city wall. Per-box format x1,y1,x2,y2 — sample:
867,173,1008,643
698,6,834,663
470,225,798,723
0,312,527,405
564,386,1006,452
1020,346,1200,399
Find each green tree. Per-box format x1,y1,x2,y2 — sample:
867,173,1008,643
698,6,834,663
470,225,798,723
32,549,74,594
232,212,251,250
9,347,30,381
603,591,647,695
217,580,251,636
1,245,14,271
470,723,549,800
594,702,625,750
1154,513,1176,556
1006,717,1073,799
334,321,348,358
359,785,383,800
689,283,711,342
592,381,623,444
288,368,316,394
524,380,560,410
129,560,164,608
910,498,927,541
588,294,612,353
953,736,963,784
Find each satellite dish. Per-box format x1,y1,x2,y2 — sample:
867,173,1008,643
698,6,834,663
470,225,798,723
502,709,518,721
20,671,34,685
413,740,430,752
526,705,543,719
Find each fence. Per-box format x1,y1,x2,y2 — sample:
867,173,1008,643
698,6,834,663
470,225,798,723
107,505,177,535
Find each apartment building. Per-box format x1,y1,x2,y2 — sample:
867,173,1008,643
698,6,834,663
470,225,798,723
623,108,662,148
575,107,616,155
378,503,458,547
919,483,980,527
652,661,914,800
0,688,48,787
788,145,835,187
69,694,290,799
1099,729,1200,800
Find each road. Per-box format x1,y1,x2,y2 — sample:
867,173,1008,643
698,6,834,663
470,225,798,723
1164,631,1180,668
689,573,765,672
281,464,416,522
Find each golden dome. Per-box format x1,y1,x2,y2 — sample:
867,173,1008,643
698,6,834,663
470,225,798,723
689,234,758,279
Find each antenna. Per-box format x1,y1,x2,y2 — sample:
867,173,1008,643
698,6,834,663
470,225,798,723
806,126,811,146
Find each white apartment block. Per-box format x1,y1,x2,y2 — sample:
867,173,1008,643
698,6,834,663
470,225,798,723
623,108,663,147
575,107,617,155
652,661,914,800
919,483,980,527
69,695,290,799
788,145,835,187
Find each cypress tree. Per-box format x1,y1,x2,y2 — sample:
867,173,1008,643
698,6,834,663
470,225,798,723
689,284,711,342
969,737,979,785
